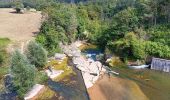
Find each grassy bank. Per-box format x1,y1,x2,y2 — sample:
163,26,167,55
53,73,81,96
0,38,10,77
0,38,10,91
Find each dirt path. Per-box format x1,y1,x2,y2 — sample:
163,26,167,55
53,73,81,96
0,8,42,52
88,75,149,100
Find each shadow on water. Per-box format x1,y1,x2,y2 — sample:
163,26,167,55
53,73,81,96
0,92,17,100
48,79,88,100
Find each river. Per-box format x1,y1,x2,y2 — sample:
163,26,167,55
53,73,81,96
82,48,170,100
47,57,89,100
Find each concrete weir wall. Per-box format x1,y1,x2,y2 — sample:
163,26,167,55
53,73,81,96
151,58,170,72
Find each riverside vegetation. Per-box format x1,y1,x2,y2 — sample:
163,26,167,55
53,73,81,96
35,0,170,61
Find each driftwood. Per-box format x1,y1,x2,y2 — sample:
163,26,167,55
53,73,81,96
151,58,170,72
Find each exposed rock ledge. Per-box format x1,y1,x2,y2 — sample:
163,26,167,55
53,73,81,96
60,42,107,88
24,84,45,100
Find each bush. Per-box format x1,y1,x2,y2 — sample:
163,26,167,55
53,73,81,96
10,50,36,98
131,40,146,60
145,41,170,59
35,71,48,84
26,41,47,68
13,1,24,13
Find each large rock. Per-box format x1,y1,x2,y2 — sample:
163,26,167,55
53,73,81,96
45,69,64,79
55,53,66,60
60,42,108,89
82,72,94,88
24,84,44,100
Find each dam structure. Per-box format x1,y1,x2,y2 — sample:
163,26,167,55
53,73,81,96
151,58,170,72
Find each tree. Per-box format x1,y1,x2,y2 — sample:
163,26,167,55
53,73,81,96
13,1,24,13
10,50,36,98
26,41,47,68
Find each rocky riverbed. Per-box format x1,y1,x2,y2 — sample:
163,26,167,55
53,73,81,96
60,42,107,89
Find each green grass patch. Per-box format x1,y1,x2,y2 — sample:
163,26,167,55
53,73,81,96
0,38,10,79
0,38,10,48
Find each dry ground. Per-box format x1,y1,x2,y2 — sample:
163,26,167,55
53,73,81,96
88,75,149,100
0,8,42,52
0,8,42,41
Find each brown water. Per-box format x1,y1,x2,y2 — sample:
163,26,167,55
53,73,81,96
83,48,170,100
112,67,170,100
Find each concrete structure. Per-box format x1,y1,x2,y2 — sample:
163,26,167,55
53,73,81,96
151,58,170,72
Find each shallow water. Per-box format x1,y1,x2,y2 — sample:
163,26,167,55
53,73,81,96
82,48,103,61
112,67,170,100
47,58,89,100
83,48,170,100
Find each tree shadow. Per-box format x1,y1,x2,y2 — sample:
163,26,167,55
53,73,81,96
9,11,24,14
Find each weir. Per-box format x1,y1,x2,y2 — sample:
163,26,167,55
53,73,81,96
151,58,170,72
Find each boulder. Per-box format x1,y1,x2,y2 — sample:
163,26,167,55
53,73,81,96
74,41,83,48
24,84,44,100
82,72,94,88
55,53,66,60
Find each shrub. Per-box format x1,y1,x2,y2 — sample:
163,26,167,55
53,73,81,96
10,50,36,98
26,41,47,68
13,1,24,13
145,41,170,59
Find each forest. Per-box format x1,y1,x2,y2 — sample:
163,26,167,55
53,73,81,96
35,0,170,62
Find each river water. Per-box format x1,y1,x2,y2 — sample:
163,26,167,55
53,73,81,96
47,57,89,100
82,48,170,100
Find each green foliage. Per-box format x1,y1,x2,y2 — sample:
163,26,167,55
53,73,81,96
36,22,62,55
145,41,170,58
0,38,10,48
0,38,10,66
10,50,36,98
13,1,24,13
35,71,48,84
107,32,146,60
131,40,146,60
26,41,47,68
35,0,170,61
113,7,139,35
148,24,170,46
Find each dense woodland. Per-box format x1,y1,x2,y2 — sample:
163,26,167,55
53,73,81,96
35,0,170,62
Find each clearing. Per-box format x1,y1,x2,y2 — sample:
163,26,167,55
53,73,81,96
0,8,42,52
0,8,42,42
